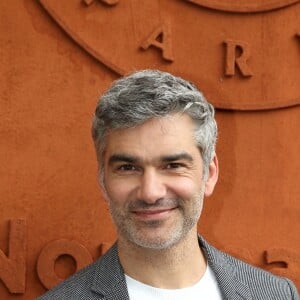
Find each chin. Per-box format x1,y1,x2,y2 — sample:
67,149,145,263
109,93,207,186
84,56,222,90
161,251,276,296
128,231,184,250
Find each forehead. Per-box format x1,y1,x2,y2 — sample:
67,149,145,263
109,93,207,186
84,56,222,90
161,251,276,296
103,114,200,161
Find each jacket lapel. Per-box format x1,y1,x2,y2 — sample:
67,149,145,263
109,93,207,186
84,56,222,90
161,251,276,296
199,236,252,300
89,237,253,300
90,243,130,300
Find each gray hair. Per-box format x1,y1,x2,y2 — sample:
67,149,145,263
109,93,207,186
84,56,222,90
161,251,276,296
92,69,217,178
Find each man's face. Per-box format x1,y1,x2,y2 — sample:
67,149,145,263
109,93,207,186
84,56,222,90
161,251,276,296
102,114,217,250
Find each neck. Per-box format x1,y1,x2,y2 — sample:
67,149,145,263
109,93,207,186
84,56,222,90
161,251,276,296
117,230,207,289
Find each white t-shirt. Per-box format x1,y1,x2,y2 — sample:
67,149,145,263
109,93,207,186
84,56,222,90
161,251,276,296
125,264,223,300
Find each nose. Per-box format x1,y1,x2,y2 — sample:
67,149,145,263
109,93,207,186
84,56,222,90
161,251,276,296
136,169,167,203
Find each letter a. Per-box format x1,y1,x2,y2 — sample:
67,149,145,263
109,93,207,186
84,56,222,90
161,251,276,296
141,22,174,62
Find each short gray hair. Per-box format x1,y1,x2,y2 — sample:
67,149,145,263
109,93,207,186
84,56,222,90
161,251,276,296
92,69,217,176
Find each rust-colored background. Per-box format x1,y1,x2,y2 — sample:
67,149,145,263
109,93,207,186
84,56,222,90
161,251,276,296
0,1,299,299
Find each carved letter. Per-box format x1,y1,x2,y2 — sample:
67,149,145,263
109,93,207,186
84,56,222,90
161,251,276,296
0,219,26,294
224,39,253,77
141,22,174,62
265,248,300,286
37,239,93,290
83,0,119,6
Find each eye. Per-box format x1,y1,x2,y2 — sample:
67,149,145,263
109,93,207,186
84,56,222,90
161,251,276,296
165,162,184,169
117,164,137,172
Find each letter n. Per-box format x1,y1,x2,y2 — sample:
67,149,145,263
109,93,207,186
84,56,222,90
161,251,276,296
224,39,253,77
141,22,174,62
0,219,27,293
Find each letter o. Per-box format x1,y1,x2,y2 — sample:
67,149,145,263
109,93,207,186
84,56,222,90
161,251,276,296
37,239,93,290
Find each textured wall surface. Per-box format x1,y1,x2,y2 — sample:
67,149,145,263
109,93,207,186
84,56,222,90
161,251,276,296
0,1,299,298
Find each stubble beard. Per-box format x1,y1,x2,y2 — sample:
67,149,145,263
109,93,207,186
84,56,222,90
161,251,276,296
108,188,205,250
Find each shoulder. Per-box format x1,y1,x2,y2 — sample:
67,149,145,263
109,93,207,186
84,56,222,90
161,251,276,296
35,259,101,300
36,243,123,300
199,236,299,299
223,248,298,297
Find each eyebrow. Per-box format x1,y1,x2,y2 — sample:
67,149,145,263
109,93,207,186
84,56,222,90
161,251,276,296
161,153,194,163
108,154,138,165
108,152,193,165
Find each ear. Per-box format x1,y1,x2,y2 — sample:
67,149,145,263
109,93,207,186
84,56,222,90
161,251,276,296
204,155,219,197
97,166,109,202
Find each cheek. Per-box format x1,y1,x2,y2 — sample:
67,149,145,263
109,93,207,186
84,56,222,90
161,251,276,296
168,178,200,199
105,178,134,203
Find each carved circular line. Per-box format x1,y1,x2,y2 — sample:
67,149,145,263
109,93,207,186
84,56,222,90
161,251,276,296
38,0,300,110
185,0,300,13
212,99,300,111
38,0,125,76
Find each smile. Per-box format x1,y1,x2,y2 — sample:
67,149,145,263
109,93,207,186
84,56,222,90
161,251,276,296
132,207,177,219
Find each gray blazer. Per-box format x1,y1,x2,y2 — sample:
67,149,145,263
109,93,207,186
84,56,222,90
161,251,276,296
37,236,299,299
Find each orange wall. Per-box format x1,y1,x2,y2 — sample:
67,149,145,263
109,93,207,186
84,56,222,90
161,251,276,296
0,1,299,298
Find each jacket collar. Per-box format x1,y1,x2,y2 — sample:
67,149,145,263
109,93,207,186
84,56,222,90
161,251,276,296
90,237,252,300
199,235,252,300
91,243,130,300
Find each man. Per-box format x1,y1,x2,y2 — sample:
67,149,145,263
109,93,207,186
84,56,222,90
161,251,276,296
37,70,299,299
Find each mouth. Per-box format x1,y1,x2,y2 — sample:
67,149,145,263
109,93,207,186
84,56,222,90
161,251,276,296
132,207,177,219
